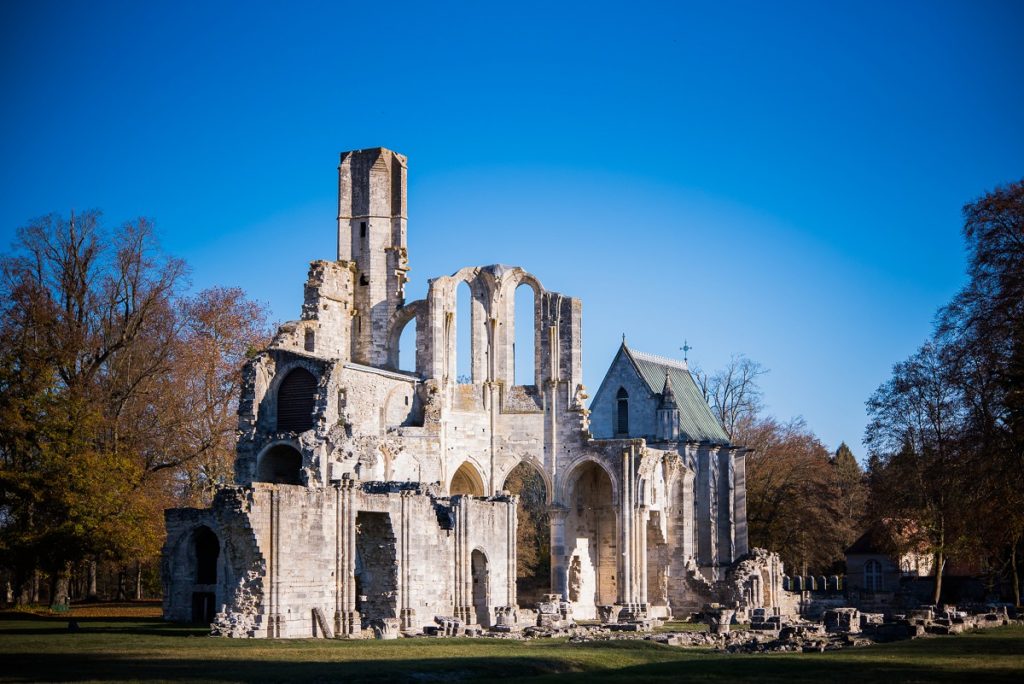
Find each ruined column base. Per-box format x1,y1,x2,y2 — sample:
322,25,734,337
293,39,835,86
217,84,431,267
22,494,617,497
333,609,362,638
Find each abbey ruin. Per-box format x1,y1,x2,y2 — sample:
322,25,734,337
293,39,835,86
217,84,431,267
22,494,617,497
162,148,786,638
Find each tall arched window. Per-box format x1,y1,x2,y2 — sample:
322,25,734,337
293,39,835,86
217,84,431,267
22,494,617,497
616,387,629,435
864,559,883,592
276,368,317,433
514,283,536,386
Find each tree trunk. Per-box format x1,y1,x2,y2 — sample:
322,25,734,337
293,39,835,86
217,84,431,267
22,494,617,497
16,569,33,606
1012,536,1022,608
52,562,72,608
932,550,946,605
4,579,13,605
134,561,143,601
87,559,98,602
31,569,40,604
116,568,126,601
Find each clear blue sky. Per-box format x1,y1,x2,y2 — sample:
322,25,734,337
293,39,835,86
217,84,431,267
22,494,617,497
2,1,1022,457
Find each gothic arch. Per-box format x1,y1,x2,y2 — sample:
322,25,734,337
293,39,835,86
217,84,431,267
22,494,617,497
558,456,620,505
494,268,544,387
432,269,496,383
450,460,486,496
501,457,553,505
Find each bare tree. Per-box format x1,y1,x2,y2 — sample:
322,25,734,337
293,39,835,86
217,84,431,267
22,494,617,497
693,354,768,441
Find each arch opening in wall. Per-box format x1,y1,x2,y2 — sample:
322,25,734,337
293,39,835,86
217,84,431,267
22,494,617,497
398,316,417,373
503,460,550,606
616,387,629,436
513,283,537,386
193,526,219,584
191,526,219,625
471,549,490,627
450,461,485,496
563,460,617,619
257,444,303,485
276,367,317,433
456,281,473,383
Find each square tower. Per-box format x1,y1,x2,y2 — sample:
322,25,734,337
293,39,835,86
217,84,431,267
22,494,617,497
337,148,410,366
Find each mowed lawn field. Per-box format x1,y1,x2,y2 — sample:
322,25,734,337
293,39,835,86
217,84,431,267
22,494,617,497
1,604,1023,683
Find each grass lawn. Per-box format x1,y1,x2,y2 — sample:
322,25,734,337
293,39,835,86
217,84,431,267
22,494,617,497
1,605,1022,683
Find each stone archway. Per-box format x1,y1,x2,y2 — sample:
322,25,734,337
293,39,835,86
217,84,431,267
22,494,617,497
191,526,219,624
257,444,302,485
563,461,617,619
503,460,550,606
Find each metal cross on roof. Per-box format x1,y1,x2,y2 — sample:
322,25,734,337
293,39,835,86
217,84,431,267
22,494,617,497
680,340,692,361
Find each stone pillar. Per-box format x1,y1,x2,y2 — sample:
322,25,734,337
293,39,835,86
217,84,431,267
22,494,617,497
453,496,473,623
618,449,633,606
267,488,280,637
549,505,569,600
638,506,649,609
695,446,716,571
733,449,749,557
399,490,415,630
507,496,518,607
334,477,360,637
717,448,736,567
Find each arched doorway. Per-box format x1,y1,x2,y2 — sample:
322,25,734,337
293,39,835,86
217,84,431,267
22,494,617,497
564,461,617,619
257,444,302,485
503,461,550,606
450,461,485,496
471,549,490,627
191,526,219,624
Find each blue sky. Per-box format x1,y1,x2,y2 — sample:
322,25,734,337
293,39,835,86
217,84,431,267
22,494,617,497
2,1,1022,457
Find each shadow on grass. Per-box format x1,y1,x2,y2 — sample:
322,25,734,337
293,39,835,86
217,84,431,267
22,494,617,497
0,615,206,637
0,652,576,682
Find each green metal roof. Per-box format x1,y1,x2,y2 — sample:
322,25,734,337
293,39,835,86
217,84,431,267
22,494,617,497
623,345,731,445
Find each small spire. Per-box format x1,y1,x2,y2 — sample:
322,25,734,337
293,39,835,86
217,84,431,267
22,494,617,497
621,333,627,346
660,371,677,408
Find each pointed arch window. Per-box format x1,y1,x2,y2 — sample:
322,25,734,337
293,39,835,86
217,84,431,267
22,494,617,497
616,387,629,435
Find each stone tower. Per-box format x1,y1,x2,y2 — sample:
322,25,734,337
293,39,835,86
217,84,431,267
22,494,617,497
337,148,410,366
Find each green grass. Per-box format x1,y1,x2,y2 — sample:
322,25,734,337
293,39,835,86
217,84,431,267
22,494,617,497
1,611,1022,683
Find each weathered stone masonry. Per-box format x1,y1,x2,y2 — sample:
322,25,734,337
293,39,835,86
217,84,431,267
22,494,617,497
162,147,783,637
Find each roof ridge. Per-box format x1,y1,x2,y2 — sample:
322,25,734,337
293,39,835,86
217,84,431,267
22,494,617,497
629,348,689,371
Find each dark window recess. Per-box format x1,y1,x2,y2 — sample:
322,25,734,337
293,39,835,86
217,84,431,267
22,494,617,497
277,368,317,432
360,274,369,286
304,329,315,352
194,527,219,584
257,444,302,485
360,221,367,238
616,387,629,435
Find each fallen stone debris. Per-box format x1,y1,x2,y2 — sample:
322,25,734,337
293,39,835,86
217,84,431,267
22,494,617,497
377,602,1023,654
